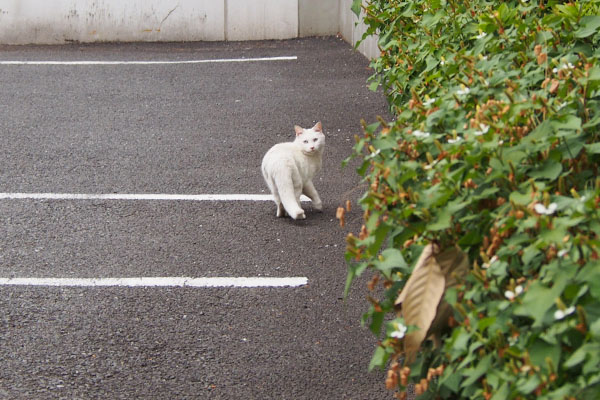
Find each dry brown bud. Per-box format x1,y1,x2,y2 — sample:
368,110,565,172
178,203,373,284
550,79,560,94
515,210,525,219
435,364,445,376
359,225,368,240
367,274,379,291
415,383,423,395
537,52,547,65
386,369,398,389
336,207,346,227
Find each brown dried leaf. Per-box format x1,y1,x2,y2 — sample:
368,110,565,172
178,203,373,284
395,245,469,364
395,244,445,364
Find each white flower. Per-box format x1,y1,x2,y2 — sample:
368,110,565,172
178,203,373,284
423,97,436,106
558,249,568,258
474,124,490,136
482,255,498,269
534,203,558,215
515,285,523,295
390,323,408,339
505,285,523,300
456,86,470,95
413,130,431,138
553,63,575,74
424,159,439,170
554,306,576,320
476,31,487,39
448,136,462,144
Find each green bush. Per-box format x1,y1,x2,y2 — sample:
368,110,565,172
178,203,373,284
346,1,600,398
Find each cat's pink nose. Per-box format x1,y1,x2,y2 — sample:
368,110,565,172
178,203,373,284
310,146,314,150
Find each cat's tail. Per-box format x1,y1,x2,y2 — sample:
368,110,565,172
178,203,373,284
272,169,305,220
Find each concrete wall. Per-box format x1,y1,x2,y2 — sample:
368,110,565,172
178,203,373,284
226,0,298,41
338,0,379,60
299,0,339,38
0,0,226,43
0,0,378,59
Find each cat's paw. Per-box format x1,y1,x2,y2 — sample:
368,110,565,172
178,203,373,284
292,210,306,220
312,201,323,212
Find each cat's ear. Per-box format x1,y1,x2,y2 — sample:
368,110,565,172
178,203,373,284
313,121,323,133
294,125,304,136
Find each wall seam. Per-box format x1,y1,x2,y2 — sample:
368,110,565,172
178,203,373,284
224,0,228,41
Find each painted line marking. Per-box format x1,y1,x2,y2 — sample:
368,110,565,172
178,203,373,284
0,56,297,66
0,192,311,202
0,277,308,288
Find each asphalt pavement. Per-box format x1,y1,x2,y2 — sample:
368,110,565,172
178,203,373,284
0,37,391,399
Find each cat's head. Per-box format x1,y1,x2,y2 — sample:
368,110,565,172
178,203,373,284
294,122,325,155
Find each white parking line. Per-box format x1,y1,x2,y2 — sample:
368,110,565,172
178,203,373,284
0,192,311,202
0,277,308,288
0,56,297,65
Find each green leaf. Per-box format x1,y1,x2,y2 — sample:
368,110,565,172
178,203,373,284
373,248,408,277
591,318,600,339
490,383,510,400
565,343,600,368
458,231,482,246
502,149,527,165
522,245,542,265
344,262,368,296
510,190,532,206
552,115,582,132
461,354,492,388
369,311,385,336
368,346,389,371
439,370,461,394
515,280,568,326
472,187,499,201
577,262,600,298
351,0,362,18
585,143,600,155
575,16,600,38
368,80,380,92
529,339,561,373
528,160,562,180
517,375,541,394
477,317,496,333
427,208,452,231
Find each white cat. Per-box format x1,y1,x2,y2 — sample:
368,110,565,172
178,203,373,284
261,122,325,220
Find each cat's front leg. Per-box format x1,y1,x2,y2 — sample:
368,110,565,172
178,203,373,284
272,193,287,217
302,181,323,212
277,202,287,217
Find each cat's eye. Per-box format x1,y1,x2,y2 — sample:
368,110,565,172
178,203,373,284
303,140,308,144
313,138,318,142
